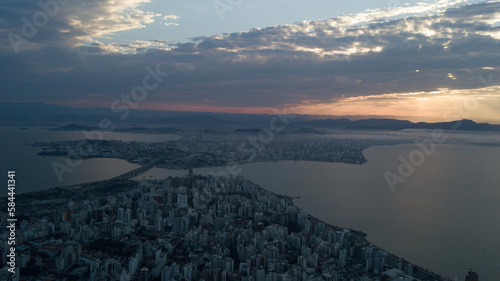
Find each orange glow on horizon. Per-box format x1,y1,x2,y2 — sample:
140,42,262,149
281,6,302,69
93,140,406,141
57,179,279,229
52,100,280,115
48,86,500,124
139,102,279,115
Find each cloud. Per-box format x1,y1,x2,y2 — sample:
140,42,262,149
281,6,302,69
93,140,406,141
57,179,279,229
1,0,500,117
163,15,180,20
163,14,180,27
0,0,159,52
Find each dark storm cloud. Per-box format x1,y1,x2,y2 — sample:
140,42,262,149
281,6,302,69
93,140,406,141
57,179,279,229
1,1,500,108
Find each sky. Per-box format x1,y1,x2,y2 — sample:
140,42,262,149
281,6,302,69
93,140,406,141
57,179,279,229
1,0,500,122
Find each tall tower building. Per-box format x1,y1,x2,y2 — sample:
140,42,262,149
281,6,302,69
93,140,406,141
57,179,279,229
239,263,249,281
177,192,188,208
140,267,150,281
118,207,125,222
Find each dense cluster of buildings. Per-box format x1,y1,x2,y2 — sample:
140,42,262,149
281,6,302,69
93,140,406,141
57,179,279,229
0,175,452,281
34,132,383,169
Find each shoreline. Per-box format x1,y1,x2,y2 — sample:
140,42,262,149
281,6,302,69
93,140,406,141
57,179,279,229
3,139,496,276
7,173,453,281
273,192,452,281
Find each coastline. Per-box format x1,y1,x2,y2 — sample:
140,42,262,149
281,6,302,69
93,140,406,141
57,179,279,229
4,130,498,279
6,173,453,281
271,192,452,281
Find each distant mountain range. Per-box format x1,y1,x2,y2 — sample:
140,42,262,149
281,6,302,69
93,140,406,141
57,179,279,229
1,102,500,131
51,124,181,134
290,118,500,131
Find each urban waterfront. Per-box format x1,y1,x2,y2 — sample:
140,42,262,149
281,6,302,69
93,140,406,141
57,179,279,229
2,126,500,280
153,145,500,280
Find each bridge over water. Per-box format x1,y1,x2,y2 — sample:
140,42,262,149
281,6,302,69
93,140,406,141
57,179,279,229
58,159,157,194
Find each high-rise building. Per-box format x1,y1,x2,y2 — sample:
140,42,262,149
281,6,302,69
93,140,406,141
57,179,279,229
239,263,249,281
125,208,131,223
118,207,125,222
90,260,101,281
465,270,479,281
177,193,188,208
406,264,414,277
140,267,150,281
256,266,265,281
